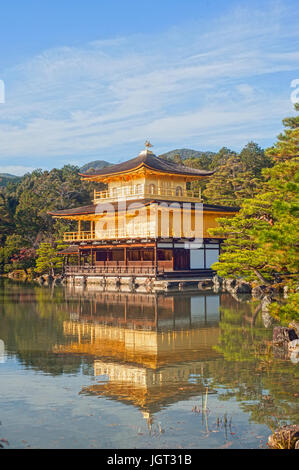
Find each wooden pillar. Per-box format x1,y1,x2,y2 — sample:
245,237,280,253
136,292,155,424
91,247,94,266
154,242,157,275
124,246,127,266
78,220,82,240
90,220,93,239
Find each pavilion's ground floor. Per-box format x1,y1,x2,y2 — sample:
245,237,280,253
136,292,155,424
62,239,222,280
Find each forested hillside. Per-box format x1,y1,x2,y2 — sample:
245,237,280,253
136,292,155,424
0,173,21,187
79,160,113,173
0,165,100,273
159,148,216,163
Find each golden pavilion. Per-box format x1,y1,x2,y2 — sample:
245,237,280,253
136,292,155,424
50,143,237,282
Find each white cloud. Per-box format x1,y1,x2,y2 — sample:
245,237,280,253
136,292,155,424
0,2,298,167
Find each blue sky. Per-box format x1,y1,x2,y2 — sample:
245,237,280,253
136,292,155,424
0,0,299,175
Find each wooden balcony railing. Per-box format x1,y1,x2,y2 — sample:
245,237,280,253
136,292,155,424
64,231,94,241
63,225,157,242
65,265,160,276
93,184,201,203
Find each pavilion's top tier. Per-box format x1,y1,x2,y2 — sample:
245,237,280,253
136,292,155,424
80,144,214,204
79,145,214,183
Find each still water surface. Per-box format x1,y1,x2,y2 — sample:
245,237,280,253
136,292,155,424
0,280,298,449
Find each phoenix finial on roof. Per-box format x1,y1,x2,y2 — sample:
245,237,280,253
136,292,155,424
145,140,153,149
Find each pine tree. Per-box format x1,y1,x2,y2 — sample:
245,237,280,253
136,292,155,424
209,147,236,170
240,141,273,176
266,103,299,160
202,154,258,206
209,105,299,293
35,241,67,276
0,191,16,243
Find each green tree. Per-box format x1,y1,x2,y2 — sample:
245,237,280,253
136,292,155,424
35,241,67,276
0,234,28,273
10,247,37,273
240,141,273,176
0,164,98,272
209,105,299,303
184,154,213,171
202,153,259,206
209,147,237,170
269,293,299,322
203,142,273,207
13,165,94,245
0,190,17,243
266,103,299,160
209,157,298,285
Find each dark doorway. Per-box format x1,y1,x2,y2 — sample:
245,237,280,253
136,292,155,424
174,248,190,270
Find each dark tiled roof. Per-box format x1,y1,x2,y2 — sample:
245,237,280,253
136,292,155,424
203,203,239,212
48,204,97,216
49,200,238,217
57,245,80,254
79,150,215,178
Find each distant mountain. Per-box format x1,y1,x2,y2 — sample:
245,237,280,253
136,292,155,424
0,173,21,187
80,160,113,173
159,148,216,161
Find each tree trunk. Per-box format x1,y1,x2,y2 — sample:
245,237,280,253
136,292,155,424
253,268,271,285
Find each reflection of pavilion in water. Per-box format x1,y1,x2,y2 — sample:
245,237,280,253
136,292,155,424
55,288,224,417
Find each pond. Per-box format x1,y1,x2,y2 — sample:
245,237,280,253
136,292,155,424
0,279,298,449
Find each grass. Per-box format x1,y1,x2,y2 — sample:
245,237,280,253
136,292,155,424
268,425,299,449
